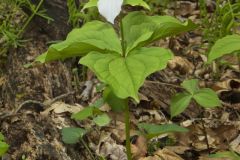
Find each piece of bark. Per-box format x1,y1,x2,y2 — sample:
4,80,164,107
1,0,74,110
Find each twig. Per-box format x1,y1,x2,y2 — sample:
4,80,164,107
43,91,75,106
0,91,75,119
144,80,183,89
201,118,211,154
80,138,96,160
14,100,45,114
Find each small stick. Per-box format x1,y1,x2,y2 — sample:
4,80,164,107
144,80,183,89
1,91,75,119
201,117,211,154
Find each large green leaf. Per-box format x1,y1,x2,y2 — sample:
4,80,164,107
83,0,98,10
83,0,150,10
170,92,192,118
122,12,197,54
61,127,87,144
125,0,150,10
193,88,221,108
150,15,197,42
122,12,156,54
138,123,188,139
208,34,240,63
35,21,121,63
80,47,173,102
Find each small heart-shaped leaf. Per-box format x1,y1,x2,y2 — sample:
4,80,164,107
61,127,87,144
193,88,221,108
170,92,192,118
93,114,111,127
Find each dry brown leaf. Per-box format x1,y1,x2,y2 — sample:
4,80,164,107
214,79,240,91
175,1,196,16
154,148,184,160
53,102,83,114
168,56,194,74
106,121,126,143
0,76,6,86
99,103,111,112
181,120,194,127
95,132,127,160
132,135,148,160
230,134,240,153
135,109,166,123
139,92,150,101
165,146,190,155
139,155,160,160
41,101,83,116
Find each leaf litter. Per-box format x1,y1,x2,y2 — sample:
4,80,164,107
0,0,240,160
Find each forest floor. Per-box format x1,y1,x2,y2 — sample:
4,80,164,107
0,1,240,160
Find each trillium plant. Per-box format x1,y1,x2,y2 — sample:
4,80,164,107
35,0,197,159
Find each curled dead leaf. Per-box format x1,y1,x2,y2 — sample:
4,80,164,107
168,56,194,74
213,79,240,104
95,132,127,160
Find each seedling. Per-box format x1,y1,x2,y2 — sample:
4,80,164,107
61,99,110,160
170,79,221,118
35,0,197,159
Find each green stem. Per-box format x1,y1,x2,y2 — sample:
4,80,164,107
17,0,44,37
238,54,240,70
228,0,234,18
124,99,132,160
80,138,96,160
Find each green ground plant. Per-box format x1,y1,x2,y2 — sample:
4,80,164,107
61,98,109,160
0,0,52,57
35,0,197,159
67,0,99,27
199,0,240,48
170,79,221,118
145,0,176,15
0,132,9,157
210,150,240,160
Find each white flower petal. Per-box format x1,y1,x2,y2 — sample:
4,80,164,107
97,0,123,24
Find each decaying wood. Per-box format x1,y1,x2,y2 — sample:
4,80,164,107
1,0,74,109
0,1,83,159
